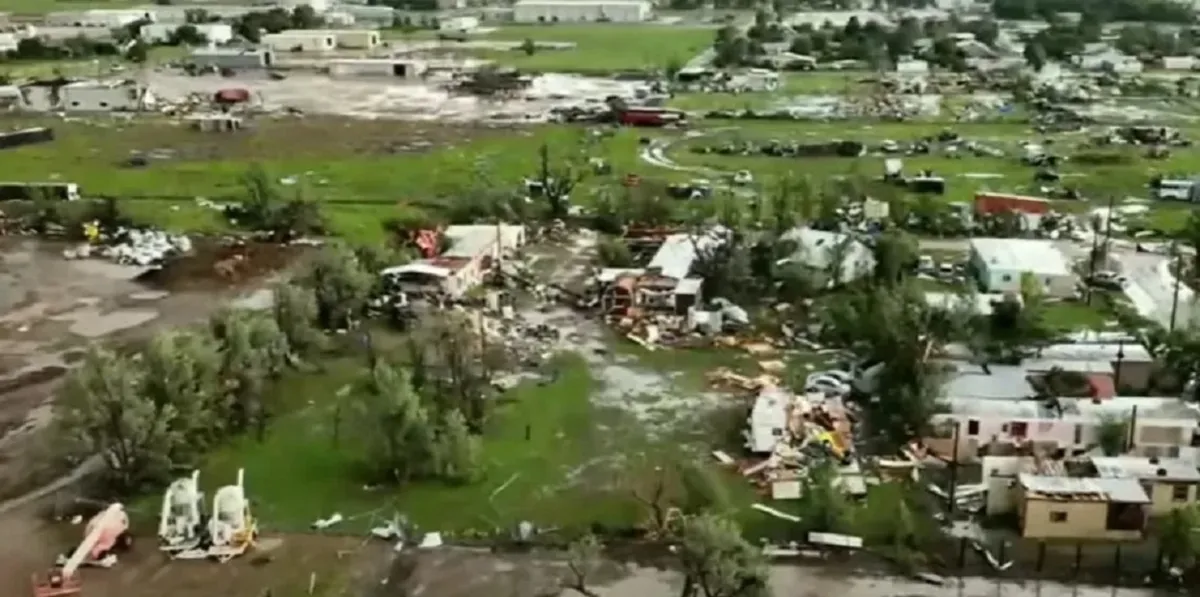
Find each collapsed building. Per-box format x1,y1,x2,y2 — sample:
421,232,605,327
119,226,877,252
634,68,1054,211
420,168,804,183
597,228,726,317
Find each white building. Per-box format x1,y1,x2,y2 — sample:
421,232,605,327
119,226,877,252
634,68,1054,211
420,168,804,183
261,30,337,53
512,0,651,23
140,22,233,45
379,225,526,299
18,80,154,112
0,32,17,53
968,238,1077,297
263,29,379,51
276,0,331,12
45,9,154,28
1077,49,1143,74
327,58,426,78
440,16,479,33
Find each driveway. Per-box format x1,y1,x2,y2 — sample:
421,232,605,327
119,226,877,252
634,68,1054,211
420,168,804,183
915,237,1197,329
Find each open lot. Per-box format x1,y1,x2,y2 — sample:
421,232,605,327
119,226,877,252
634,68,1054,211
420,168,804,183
392,24,717,74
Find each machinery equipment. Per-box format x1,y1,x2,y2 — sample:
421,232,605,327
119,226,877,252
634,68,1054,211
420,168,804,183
177,469,256,563
32,503,130,597
158,470,204,553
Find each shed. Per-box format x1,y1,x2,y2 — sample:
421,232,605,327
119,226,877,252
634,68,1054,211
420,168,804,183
1016,474,1148,540
261,30,337,53
189,48,274,70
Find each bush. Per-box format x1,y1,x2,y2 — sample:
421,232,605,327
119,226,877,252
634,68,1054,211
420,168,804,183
596,235,633,267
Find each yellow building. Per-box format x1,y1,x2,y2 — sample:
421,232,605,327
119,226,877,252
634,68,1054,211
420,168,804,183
1016,474,1148,541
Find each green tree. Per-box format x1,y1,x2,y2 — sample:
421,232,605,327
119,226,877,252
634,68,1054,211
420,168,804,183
55,348,178,491
140,329,224,455
1023,41,1046,71
1160,506,1200,570
1096,415,1129,456
354,361,436,484
301,243,374,331
677,513,771,597
272,284,326,361
795,462,851,534
126,41,149,63
434,408,481,483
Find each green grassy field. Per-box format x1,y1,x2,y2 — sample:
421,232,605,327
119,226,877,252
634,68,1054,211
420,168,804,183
0,0,141,13
1,46,188,80
666,120,1200,233
191,355,650,533
0,117,655,241
392,24,715,74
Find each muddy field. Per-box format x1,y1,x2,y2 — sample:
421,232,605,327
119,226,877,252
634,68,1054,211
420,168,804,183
146,71,641,122
0,237,302,501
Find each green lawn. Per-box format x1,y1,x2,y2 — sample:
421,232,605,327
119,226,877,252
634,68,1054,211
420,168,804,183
1043,300,1116,331
190,355,647,533
0,118,652,242
669,71,878,112
2,47,187,80
392,24,715,74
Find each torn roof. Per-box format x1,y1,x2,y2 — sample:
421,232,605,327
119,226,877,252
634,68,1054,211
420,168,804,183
647,227,726,281
943,395,1200,425
1088,456,1200,483
969,237,1071,277
1018,473,1149,504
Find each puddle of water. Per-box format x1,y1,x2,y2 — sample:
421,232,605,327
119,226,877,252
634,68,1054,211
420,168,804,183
51,308,159,338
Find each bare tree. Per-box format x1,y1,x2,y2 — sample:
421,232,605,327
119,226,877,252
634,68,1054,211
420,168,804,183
562,534,603,597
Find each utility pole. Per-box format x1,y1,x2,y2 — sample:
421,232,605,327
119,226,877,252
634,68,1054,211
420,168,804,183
948,421,961,517
1086,226,1100,305
1170,239,1183,333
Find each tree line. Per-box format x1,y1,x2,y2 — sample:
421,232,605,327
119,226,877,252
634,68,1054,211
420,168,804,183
714,11,998,71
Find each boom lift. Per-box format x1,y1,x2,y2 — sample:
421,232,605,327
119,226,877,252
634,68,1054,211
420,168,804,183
158,470,204,553
177,468,257,563
32,503,130,597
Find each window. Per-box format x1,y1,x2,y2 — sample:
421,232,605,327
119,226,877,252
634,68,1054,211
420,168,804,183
771,428,783,437
1010,421,1029,438
1074,424,1082,444
1168,446,1181,458
1001,274,1012,282
1173,484,1191,502
1050,511,1068,523
98,102,108,108
967,419,979,436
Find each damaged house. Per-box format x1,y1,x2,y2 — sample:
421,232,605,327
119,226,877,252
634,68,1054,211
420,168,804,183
778,227,875,286
598,228,726,316
380,224,526,299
